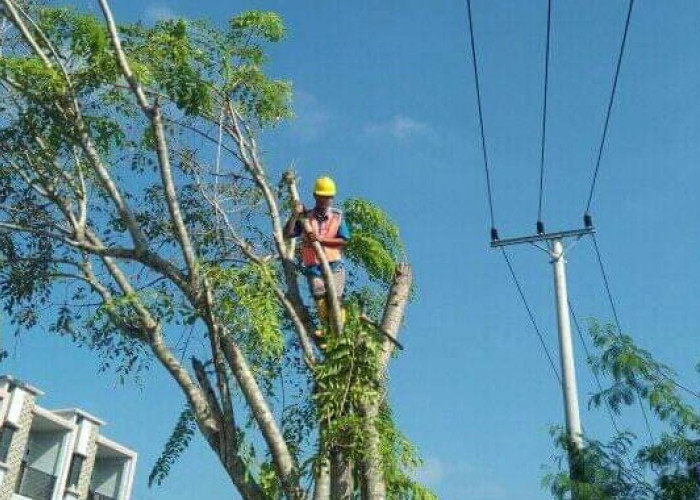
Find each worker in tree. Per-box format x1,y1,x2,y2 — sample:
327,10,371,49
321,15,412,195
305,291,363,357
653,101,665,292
284,176,350,343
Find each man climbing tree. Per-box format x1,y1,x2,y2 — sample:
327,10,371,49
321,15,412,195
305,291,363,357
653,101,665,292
0,1,433,499
283,176,350,347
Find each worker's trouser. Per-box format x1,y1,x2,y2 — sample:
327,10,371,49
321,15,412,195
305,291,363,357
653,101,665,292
307,263,346,333
307,263,346,300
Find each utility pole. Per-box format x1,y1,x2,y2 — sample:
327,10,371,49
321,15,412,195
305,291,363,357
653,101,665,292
492,224,593,488
551,238,583,451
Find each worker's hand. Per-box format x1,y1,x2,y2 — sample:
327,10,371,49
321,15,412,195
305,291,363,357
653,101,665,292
293,202,305,217
304,232,319,243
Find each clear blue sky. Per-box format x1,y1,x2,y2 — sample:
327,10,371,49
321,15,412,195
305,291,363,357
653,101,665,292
6,1,700,498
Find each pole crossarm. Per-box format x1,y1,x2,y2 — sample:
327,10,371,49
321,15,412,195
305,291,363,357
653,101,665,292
490,227,594,248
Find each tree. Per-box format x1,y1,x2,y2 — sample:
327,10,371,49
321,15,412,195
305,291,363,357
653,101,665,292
544,321,700,499
0,1,434,498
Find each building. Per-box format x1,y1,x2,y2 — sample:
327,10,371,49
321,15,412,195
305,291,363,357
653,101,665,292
0,376,136,500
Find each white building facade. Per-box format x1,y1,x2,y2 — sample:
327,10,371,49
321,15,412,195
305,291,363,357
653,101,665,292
0,376,136,500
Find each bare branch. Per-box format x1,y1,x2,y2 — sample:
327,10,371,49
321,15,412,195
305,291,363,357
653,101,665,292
1,0,51,67
196,175,316,366
224,100,287,257
99,1,199,279
97,0,151,111
378,263,412,373
87,230,218,437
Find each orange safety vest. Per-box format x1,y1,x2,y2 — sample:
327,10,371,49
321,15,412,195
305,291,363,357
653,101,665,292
301,209,343,266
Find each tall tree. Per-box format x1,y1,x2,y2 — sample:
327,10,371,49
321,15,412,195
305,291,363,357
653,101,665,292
0,2,434,498
544,321,700,499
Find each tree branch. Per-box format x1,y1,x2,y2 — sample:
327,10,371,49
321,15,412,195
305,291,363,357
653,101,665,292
195,177,316,366
1,0,51,67
219,333,303,500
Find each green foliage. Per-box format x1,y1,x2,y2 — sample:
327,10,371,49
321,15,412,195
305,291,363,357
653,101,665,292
545,321,700,499
258,461,283,499
314,301,382,456
0,4,425,497
206,263,283,365
0,231,54,330
0,57,65,95
230,11,285,43
120,19,212,115
84,291,167,377
544,427,649,499
224,11,292,125
343,198,404,285
378,405,438,500
311,300,433,497
37,8,119,89
149,405,197,487
589,321,700,432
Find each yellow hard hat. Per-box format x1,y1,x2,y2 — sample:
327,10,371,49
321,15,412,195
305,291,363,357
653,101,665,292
313,176,336,197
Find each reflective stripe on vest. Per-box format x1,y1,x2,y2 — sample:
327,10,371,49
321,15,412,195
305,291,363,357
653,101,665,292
301,211,342,266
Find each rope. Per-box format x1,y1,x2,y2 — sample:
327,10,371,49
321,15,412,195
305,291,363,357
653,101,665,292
500,248,561,384
537,0,553,227
585,0,635,214
465,0,497,235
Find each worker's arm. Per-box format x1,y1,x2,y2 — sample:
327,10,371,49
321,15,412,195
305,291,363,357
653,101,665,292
307,234,347,248
323,237,347,247
306,217,349,247
283,202,305,238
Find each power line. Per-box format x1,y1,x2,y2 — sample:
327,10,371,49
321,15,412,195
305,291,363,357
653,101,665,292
537,0,552,229
569,299,621,435
585,0,635,215
500,247,561,384
590,234,654,444
465,0,497,238
591,234,700,401
571,298,663,499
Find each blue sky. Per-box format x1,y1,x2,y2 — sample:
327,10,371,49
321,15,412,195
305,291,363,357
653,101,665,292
6,0,700,498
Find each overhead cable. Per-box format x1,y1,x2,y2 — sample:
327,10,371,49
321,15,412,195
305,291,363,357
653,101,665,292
590,234,655,443
569,299,621,435
591,235,700,401
537,0,553,232
465,0,498,240
585,0,635,215
500,248,561,384
571,294,664,498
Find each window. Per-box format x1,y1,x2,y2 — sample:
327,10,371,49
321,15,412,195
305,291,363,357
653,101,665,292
66,453,85,490
0,424,16,463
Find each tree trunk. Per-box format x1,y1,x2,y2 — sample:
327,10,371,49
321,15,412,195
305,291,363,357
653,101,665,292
220,335,303,499
330,448,353,500
312,455,330,500
361,264,412,498
359,402,385,500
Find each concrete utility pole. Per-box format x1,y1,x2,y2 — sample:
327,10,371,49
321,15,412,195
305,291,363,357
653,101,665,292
492,226,593,487
551,238,583,451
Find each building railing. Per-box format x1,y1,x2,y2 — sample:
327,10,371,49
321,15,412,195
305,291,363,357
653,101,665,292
15,461,57,500
88,492,117,500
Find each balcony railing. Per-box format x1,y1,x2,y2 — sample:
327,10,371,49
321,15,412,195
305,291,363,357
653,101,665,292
88,492,117,500
15,461,56,500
